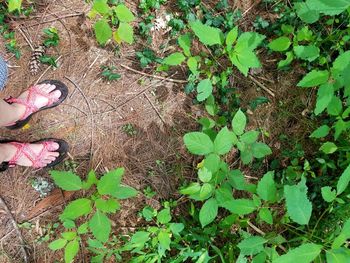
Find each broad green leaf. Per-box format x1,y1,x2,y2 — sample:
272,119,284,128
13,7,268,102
252,142,272,159
95,198,120,213
115,4,134,22
92,0,110,15
180,182,201,195
197,79,213,102
232,109,246,135
64,239,79,263
163,52,186,66
230,49,261,76
60,198,92,221
326,248,350,263
49,239,67,251
77,222,89,234
257,171,276,202
297,70,329,88
228,169,256,193
310,125,330,138
50,171,82,191
113,185,138,199
158,230,171,251
235,32,265,51
187,57,198,74
183,132,214,155
241,149,253,164
259,208,273,224
238,236,267,256
157,208,172,224
268,37,291,52
97,168,123,195
319,142,337,154
315,83,334,115
89,211,111,243
294,2,320,24
284,178,312,225
203,154,220,174
178,33,191,56
272,243,322,263
214,126,237,155
327,96,343,116
169,223,184,235
278,51,294,69
82,170,98,190
62,232,77,241
94,19,112,45
190,20,223,46
240,130,259,144
8,0,22,12
130,231,150,245
221,198,256,215
337,163,350,195
198,167,212,183
226,26,238,51
305,0,350,16
199,198,218,227
293,45,320,62
321,186,336,202
199,183,213,199
215,187,234,206
332,51,350,92
117,22,134,44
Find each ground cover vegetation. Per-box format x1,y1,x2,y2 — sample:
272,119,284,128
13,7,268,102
1,0,350,262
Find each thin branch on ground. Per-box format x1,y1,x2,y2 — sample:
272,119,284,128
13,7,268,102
144,93,166,126
120,64,188,84
0,196,29,263
249,75,275,98
21,13,84,29
17,26,34,51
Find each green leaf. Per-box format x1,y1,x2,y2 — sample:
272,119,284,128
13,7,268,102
268,37,291,52
230,49,260,76
60,198,92,221
198,167,212,183
169,223,184,235
235,32,265,51
315,83,334,115
77,222,89,234
214,127,237,155
305,0,350,16
8,0,22,12
113,185,138,199
190,20,223,46
297,70,329,88
196,79,213,102
49,239,67,251
92,0,110,15
326,248,350,263
94,19,112,45
226,26,238,51
117,22,134,44
252,142,272,159
327,96,343,116
203,154,220,174
187,57,198,74
321,186,337,203
278,51,294,69
158,230,171,251
199,183,213,199
257,171,276,202
238,236,267,256
294,2,320,24
199,198,218,227
64,239,79,263
178,33,191,57
259,208,273,224
284,178,312,225
337,163,350,195
310,125,330,138
95,198,120,213
97,168,123,196
183,132,214,155
179,182,201,195
50,171,82,191
319,142,337,154
82,170,98,190
62,232,77,241
221,199,256,215
157,208,172,224
89,211,111,243
293,45,320,62
115,4,134,22
240,130,259,144
272,243,322,263
163,52,186,66
232,109,246,135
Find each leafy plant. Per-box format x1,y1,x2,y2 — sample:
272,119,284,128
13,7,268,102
101,65,121,81
43,27,60,47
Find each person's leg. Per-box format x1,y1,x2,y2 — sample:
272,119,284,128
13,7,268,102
0,100,23,126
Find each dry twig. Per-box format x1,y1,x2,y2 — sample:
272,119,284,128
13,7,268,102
249,75,275,98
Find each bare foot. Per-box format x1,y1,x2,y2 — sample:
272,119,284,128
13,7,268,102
0,142,60,168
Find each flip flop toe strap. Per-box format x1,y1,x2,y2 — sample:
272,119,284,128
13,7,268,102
8,141,57,168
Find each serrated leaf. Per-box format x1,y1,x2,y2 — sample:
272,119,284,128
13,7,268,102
115,4,134,22
89,210,111,243
190,20,223,46
60,198,92,221
82,170,98,190
95,198,120,213
214,126,237,155
179,182,201,195
268,37,291,52
196,79,213,102
221,198,256,215
226,26,238,51
252,142,272,159
199,198,218,228
50,171,82,191
117,22,134,44
293,45,320,62
337,163,350,195
238,236,267,256
163,52,186,66
321,186,337,203
64,239,79,263
183,132,214,155
294,2,320,24
310,125,330,138
232,109,246,135
178,33,191,56
315,83,334,115
240,130,259,144
97,168,123,196
257,171,276,202
157,208,172,224
158,230,171,251
49,239,67,251
198,167,212,183
272,243,322,263
326,248,350,263
8,0,22,12
259,208,273,224
92,0,110,15
203,154,220,174
94,19,112,45
113,185,138,199
284,178,312,225
297,70,329,88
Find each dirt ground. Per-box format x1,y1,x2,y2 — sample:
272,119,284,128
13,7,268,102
0,0,314,262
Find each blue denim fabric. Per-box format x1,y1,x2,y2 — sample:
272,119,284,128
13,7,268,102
0,55,8,91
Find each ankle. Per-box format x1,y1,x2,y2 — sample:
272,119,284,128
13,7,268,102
0,144,14,162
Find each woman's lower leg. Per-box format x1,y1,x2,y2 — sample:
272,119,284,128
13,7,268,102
0,99,21,127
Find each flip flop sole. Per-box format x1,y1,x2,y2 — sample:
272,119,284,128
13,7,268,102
6,80,69,130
